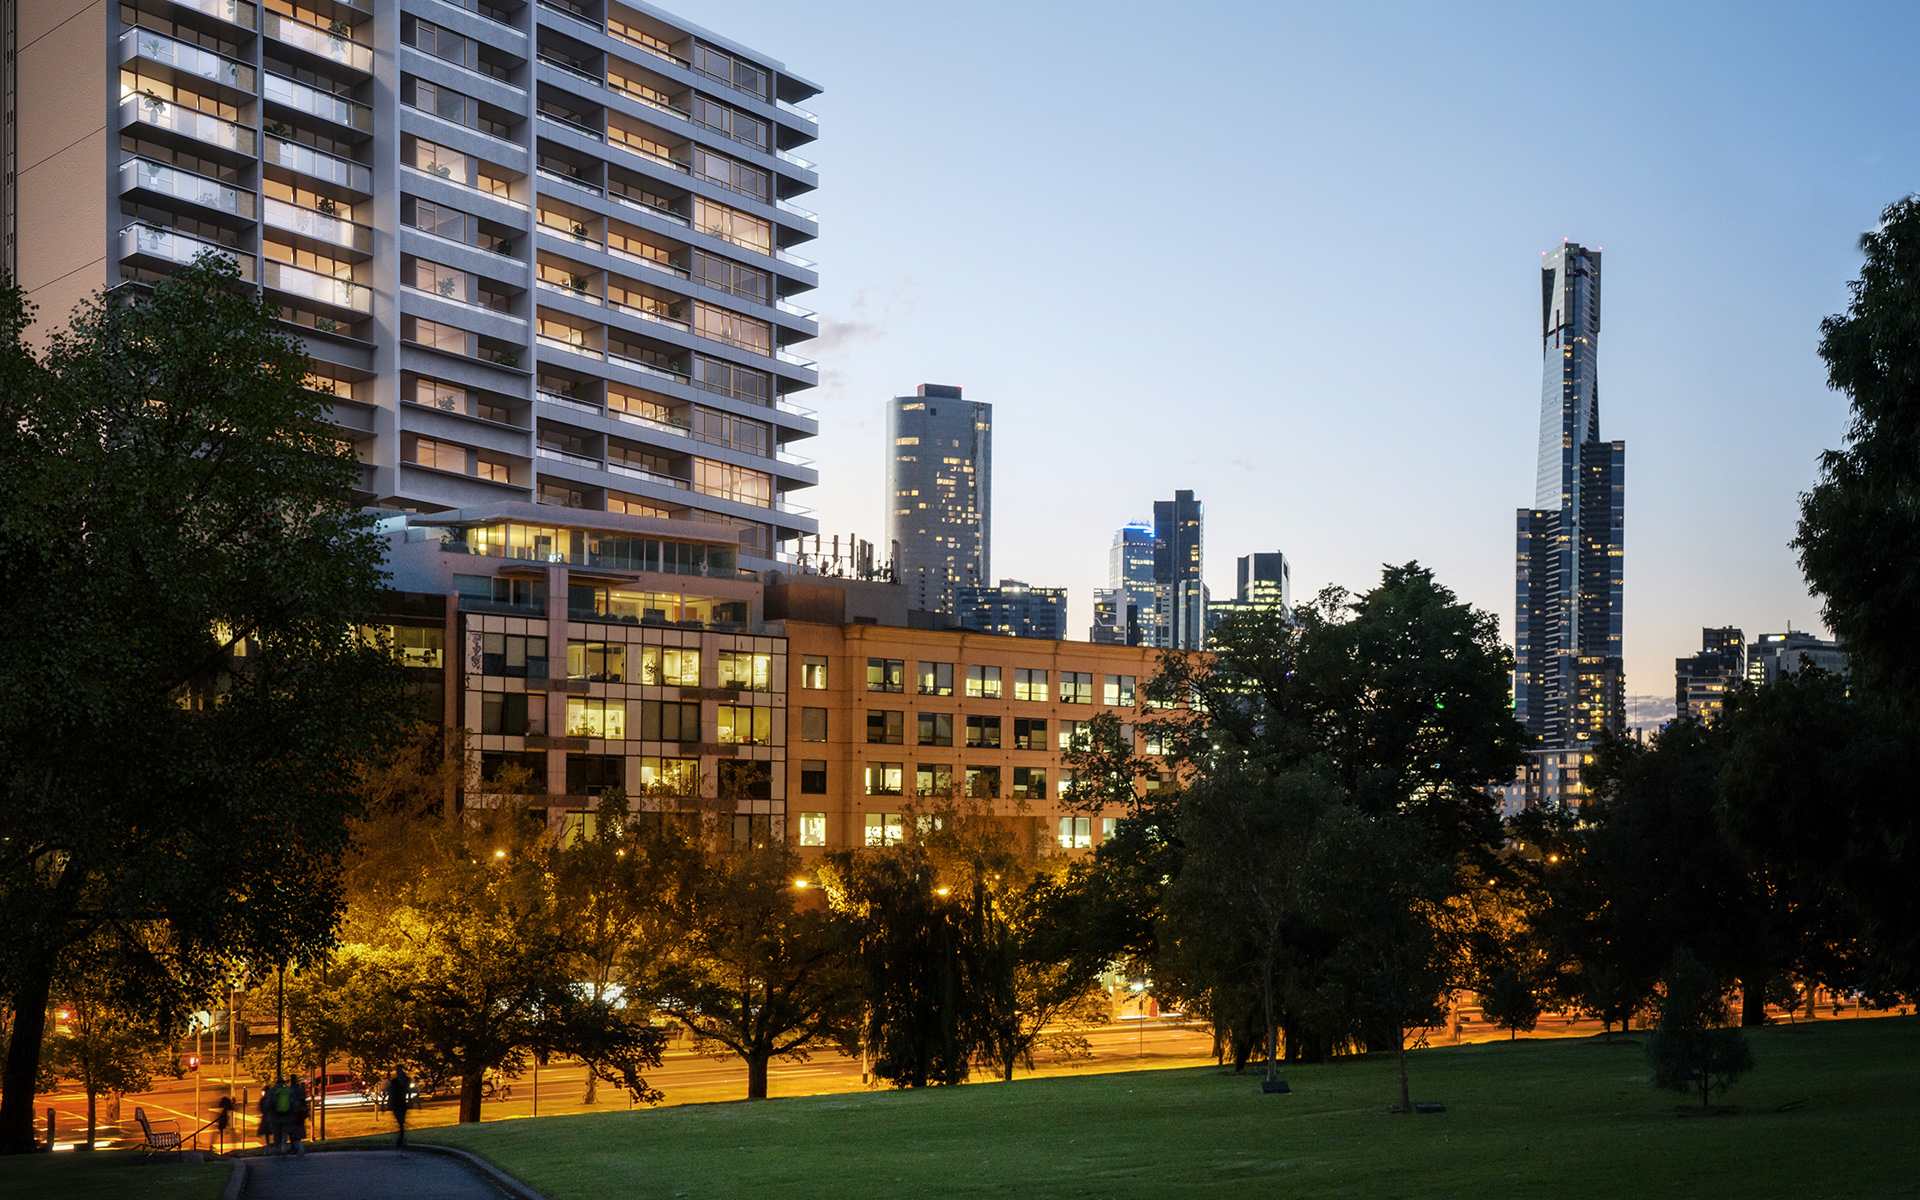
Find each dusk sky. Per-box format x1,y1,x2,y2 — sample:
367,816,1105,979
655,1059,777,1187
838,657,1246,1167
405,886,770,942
696,0,1915,720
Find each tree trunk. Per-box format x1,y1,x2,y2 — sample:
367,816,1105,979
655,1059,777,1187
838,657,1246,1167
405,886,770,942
459,1073,483,1124
1740,973,1768,1027
582,1073,597,1105
1263,975,1279,1084
1395,1027,1413,1115
745,1053,769,1100
0,963,54,1153
86,1087,97,1150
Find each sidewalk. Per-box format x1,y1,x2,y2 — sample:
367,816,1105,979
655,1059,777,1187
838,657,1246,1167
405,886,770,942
243,1150,512,1199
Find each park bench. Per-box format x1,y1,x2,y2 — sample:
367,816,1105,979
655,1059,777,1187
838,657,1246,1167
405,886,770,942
134,1106,182,1156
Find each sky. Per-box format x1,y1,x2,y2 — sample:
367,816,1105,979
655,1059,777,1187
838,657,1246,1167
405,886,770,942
686,0,1917,720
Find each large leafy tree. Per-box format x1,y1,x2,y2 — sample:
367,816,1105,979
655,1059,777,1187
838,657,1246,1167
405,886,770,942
0,260,406,1152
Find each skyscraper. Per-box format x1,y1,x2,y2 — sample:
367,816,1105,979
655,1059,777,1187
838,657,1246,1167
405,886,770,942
1090,518,1152,644
884,384,990,614
1208,550,1293,630
1152,490,1205,650
1675,626,1744,724
956,579,1067,640
1514,242,1624,807
4,0,819,565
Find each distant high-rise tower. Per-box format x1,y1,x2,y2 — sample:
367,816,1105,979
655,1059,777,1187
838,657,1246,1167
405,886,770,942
885,385,991,614
1091,519,1154,643
1676,627,1744,724
1209,550,1293,631
1515,242,1625,807
1152,490,1205,650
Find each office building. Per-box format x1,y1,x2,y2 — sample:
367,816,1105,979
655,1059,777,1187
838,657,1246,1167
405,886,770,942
1089,518,1152,644
1675,626,1744,724
1151,490,1205,650
5,0,820,566
1209,550,1294,629
956,579,1066,641
885,384,991,614
1747,630,1846,685
1514,242,1625,807
1089,587,1142,645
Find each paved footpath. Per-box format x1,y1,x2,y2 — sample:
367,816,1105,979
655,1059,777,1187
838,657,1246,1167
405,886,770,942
243,1150,515,1200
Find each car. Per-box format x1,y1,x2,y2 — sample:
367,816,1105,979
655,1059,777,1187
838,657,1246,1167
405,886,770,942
311,1072,377,1109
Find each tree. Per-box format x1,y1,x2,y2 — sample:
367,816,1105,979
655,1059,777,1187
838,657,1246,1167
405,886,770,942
964,866,1111,1082
1644,948,1755,1111
0,259,408,1152
651,843,854,1100
43,938,176,1148
1479,969,1543,1041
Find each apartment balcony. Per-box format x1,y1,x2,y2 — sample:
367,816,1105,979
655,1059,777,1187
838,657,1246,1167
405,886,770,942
265,73,373,137
606,460,692,490
538,444,603,471
264,136,373,194
121,28,255,97
264,197,372,254
120,223,252,277
120,157,254,221
173,0,255,30
120,94,250,162
265,12,373,75
263,259,370,313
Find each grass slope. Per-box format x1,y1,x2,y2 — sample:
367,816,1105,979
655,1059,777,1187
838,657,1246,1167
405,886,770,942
417,1016,1920,1200
0,1150,230,1200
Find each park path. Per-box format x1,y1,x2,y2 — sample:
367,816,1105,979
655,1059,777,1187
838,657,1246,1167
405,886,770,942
243,1149,514,1200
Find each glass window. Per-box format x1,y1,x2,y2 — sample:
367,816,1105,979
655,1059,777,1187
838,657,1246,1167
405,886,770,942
640,645,701,686
865,762,903,796
801,707,827,742
867,658,905,693
1057,768,1079,797
866,709,904,745
638,755,698,795
1014,668,1048,702
917,712,953,747
638,699,701,742
1057,816,1091,850
918,661,953,696
566,696,625,739
797,811,827,845
567,640,626,682
800,763,827,796
1101,816,1117,841
718,650,772,692
965,665,1002,698
718,704,772,745
915,763,953,797
964,765,1000,799
1104,675,1137,707
801,655,828,689
964,715,1001,749
863,812,903,846
1060,671,1093,704
1013,718,1048,751
481,633,548,679
1013,767,1047,800
1057,719,1087,751
413,436,466,472
566,753,623,795
480,692,535,735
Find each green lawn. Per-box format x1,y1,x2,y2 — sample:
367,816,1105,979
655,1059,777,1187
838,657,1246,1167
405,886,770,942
414,1015,1920,1200
0,1150,231,1200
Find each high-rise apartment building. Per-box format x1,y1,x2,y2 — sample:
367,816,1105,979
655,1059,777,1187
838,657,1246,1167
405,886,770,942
1151,489,1205,650
1514,242,1624,807
1675,626,1744,724
884,383,990,614
4,0,820,565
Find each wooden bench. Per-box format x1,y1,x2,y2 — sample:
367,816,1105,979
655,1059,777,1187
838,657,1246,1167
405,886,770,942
134,1106,182,1155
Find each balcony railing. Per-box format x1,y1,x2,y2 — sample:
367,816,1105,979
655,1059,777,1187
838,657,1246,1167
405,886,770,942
610,298,689,332
265,74,372,132
776,197,818,222
607,351,688,383
538,278,602,305
775,347,817,369
607,133,689,174
610,83,689,122
775,247,816,270
120,223,251,276
610,192,689,227
121,158,252,218
537,110,603,141
609,245,691,280
123,29,254,91
774,297,817,319
776,98,818,124
537,389,603,415
608,461,690,488
605,24,690,68
263,259,370,311
538,445,602,470
175,0,254,28
264,197,370,251
610,407,691,437
122,94,246,153
265,137,372,191
538,221,602,250
266,13,374,72
538,333,603,360
536,167,601,197
775,147,817,171
535,0,600,34
775,395,817,419
538,55,603,89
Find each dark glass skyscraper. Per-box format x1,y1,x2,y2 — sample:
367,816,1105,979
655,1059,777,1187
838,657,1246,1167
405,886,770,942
1152,490,1205,650
884,384,991,614
1514,243,1624,807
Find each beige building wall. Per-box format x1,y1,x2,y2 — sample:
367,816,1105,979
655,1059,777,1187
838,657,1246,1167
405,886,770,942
10,0,108,340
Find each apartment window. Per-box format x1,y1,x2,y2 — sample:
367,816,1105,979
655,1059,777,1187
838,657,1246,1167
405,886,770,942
413,258,469,302
405,316,470,355
540,483,587,509
1013,718,1048,751
638,755,698,795
964,715,1001,749
1057,719,1087,751
1013,767,1047,801
1057,769,1080,798
868,658,905,693
866,710,904,746
1060,671,1094,704
1101,817,1117,841
718,650,773,692
693,303,771,355
692,250,769,305
964,766,1001,799
865,762,903,796
480,692,534,736
864,812,904,847
567,640,626,682
693,355,771,405
917,712,953,748
412,377,464,412
567,753,624,795
1014,668,1048,702
691,196,772,255
692,44,769,99
799,764,827,797
640,645,701,686
918,662,954,696
407,16,479,70
915,763,953,798
477,458,510,482
413,437,466,472
965,665,1002,699
637,699,701,742
802,656,828,689
1057,816,1092,850
1104,675,1137,707
481,633,548,678
566,696,625,739
796,810,827,844
800,707,826,742
718,704,772,745
692,458,772,505
690,95,768,149
409,136,471,185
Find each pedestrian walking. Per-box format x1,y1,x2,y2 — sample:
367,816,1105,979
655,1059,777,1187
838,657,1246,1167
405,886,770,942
287,1076,310,1156
260,1077,287,1154
385,1069,413,1151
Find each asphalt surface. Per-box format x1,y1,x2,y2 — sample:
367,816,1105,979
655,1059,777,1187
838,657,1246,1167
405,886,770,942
244,1150,509,1199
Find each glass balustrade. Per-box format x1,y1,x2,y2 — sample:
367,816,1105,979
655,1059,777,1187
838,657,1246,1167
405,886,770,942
265,74,371,131
265,138,372,191
175,0,254,27
266,13,373,72
122,95,246,152
263,196,367,250
124,29,254,90
122,158,252,217
263,259,369,311
121,223,251,276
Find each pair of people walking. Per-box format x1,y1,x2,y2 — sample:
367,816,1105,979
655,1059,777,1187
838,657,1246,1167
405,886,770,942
257,1076,309,1155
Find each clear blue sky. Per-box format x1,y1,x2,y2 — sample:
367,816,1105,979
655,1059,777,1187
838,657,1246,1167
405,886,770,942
693,0,1915,716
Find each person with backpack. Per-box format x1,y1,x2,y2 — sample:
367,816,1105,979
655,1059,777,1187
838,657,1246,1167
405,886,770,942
262,1077,291,1154
384,1069,413,1151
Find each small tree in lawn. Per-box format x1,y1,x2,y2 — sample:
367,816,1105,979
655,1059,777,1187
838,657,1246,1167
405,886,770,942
43,940,175,1148
1479,968,1543,1041
1645,948,1755,1111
